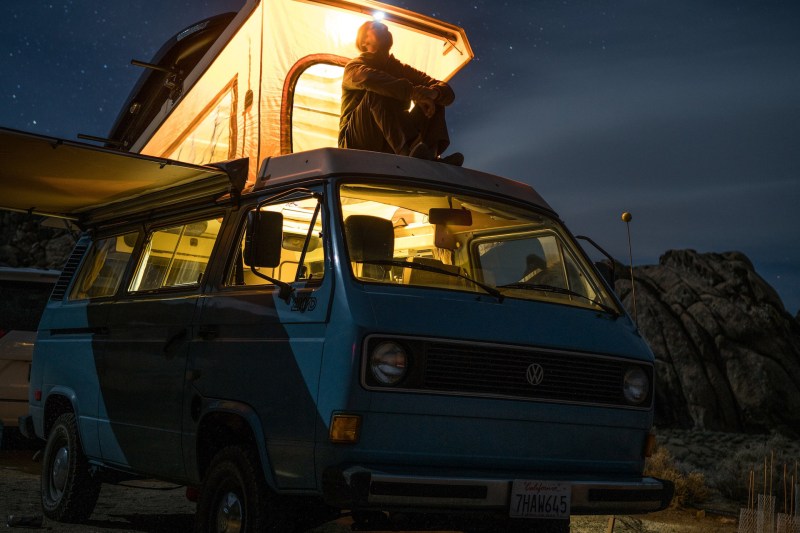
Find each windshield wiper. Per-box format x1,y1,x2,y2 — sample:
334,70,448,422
497,282,619,317
355,260,504,302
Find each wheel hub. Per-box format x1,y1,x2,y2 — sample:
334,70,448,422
215,491,243,533
50,445,69,497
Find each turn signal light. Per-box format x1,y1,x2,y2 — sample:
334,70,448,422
330,414,361,444
644,432,657,458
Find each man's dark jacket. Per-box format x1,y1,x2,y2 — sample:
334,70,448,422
338,52,454,148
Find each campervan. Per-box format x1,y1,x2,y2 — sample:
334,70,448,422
3,0,672,531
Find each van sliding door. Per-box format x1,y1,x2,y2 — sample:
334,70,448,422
99,216,223,479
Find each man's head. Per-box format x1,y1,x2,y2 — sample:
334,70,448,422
356,21,393,55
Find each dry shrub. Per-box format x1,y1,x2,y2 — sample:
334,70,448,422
644,445,710,508
708,432,799,502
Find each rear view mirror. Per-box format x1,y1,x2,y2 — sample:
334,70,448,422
428,208,472,226
244,211,283,268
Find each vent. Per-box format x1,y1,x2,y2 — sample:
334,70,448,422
50,243,88,301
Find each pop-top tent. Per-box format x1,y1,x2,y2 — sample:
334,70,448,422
0,0,472,221
134,0,473,184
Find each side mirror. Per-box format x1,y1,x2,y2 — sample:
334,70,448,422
428,208,472,226
244,211,283,268
594,260,616,287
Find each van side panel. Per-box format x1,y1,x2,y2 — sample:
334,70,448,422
31,299,109,459
189,283,333,489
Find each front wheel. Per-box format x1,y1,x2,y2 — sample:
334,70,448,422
40,412,101,522
195,446,287,533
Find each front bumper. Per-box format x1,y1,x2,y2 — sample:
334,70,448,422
323,466,674,516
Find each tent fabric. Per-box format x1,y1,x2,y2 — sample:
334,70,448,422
138,0,473,185
0,1,472,224
0,127,228,221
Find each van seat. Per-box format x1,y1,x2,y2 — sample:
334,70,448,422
403,257,462,287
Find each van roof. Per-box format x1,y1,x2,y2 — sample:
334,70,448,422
254,148,553,213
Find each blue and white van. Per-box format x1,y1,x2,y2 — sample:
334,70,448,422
16,143,671,532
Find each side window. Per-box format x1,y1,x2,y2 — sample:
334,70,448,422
281,56,347,154
129,218,223,292
226,197,325,286
69,233,138,300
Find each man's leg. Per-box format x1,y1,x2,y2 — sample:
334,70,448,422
344,92,418,154
410,105,450,156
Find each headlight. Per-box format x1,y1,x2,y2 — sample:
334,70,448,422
623,367,649,404
369,341,408,386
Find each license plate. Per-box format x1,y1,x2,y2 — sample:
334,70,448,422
509,480,571,519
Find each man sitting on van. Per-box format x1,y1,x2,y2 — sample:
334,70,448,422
338,21,464,166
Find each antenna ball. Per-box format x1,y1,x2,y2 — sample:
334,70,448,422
621,212,632,222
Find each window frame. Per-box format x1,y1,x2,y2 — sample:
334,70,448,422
221,189,327,291
67,230,141,302
280,54,348,155
126,213,226,295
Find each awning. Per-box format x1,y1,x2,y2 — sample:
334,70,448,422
0,127,232,223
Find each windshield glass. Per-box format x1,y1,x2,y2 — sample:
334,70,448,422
339,182,617,312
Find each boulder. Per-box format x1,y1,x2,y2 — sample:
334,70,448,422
616,250,800,437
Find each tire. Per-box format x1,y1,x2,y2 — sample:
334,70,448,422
195,446,287,533
40,412,101,522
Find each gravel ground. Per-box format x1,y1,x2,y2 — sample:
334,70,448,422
0,440,745,533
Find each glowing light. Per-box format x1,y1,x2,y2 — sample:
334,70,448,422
373,11,385,21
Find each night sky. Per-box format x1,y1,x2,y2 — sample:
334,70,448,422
1,1,799,313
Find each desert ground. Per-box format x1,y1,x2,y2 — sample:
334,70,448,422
3,428,781,532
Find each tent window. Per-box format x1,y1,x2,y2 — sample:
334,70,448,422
282,55,348,154
163,78,238,164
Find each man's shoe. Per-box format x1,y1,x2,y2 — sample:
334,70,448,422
409,142,434,160
438,152,464,166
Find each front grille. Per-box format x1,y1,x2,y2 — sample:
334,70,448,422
365,337,652,409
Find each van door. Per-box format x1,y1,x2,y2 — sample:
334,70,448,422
98,216,224,478
188,191,331,489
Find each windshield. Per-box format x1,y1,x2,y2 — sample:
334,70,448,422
339,182,617,313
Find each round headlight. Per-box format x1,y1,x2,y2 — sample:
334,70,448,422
623,367,649,405
369,341,408,386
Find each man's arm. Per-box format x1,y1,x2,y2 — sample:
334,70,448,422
343,58,414,101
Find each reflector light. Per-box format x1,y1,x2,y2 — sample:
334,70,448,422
330,414,361,444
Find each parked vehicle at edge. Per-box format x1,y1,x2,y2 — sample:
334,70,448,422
0,267,59,446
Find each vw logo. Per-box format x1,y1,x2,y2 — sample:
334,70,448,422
525,363,545,386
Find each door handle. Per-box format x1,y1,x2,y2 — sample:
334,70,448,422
163,328,188,355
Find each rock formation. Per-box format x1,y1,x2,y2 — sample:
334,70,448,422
0,213,74,270
616,250,800,437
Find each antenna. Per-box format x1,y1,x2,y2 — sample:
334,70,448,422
622,212,637,324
